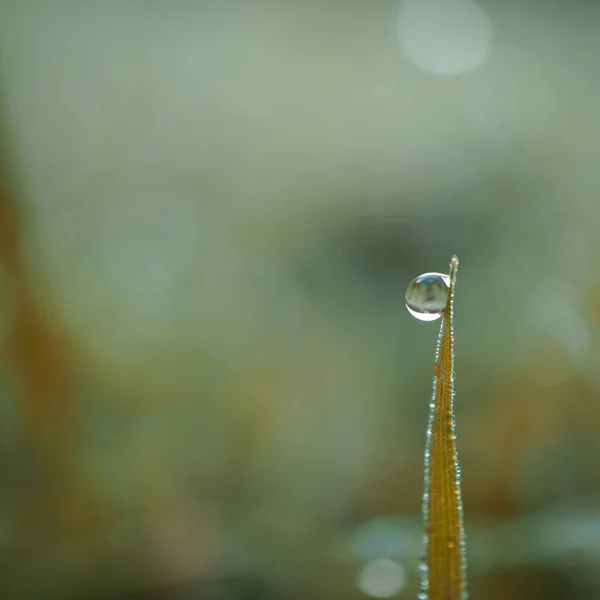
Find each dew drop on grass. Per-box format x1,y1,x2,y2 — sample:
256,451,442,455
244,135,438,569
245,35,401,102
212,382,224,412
405,272,450,321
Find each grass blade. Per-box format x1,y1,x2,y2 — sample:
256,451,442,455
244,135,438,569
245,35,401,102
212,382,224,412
419,255,467,600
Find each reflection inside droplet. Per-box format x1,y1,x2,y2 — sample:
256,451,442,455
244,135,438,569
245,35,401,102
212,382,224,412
405,272,450,321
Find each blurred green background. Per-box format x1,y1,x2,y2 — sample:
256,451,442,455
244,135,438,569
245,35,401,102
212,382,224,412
0,1,599,598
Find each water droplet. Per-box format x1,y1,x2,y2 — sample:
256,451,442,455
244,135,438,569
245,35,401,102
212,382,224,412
405,272,450,321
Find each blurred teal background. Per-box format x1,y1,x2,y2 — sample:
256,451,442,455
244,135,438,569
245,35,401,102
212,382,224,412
0,1,600,598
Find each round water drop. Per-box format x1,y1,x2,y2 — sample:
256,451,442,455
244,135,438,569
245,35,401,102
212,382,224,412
405,272,450,321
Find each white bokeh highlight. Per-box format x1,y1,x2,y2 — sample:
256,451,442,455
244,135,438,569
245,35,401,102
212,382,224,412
398,0,492,76
356,559,407,598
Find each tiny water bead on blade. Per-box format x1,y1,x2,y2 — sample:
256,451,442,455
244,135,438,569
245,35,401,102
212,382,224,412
405,272,451,321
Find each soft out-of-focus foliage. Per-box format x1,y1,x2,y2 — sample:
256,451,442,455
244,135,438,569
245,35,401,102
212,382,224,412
0,1,599,598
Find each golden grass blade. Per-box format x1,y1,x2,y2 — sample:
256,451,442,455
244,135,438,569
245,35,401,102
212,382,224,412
419,256,467,600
